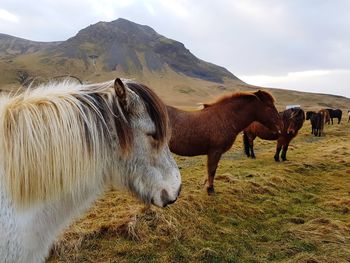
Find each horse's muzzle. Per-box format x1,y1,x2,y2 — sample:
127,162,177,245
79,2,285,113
160,185,182,207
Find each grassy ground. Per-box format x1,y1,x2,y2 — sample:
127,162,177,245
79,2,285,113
48,121,350,263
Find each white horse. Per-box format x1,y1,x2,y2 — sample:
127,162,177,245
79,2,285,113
0,78,181,263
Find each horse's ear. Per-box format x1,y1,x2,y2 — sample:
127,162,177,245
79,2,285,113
254,90,265,101
114,78,128,106
254,90,274,104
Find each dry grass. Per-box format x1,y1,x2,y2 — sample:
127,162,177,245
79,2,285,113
47,121,350,263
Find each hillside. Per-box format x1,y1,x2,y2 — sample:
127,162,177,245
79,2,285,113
0,18,349,110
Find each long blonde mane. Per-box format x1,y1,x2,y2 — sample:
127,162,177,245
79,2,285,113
0,80,126,208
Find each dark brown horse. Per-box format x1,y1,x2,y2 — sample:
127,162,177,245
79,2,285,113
306,110,325,136
167,90,283,195
325,108,342,124
243,107,305,161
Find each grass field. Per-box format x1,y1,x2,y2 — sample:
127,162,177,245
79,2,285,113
48,120,350,263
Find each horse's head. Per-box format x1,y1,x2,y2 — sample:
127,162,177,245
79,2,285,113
285,108,305,135
112,79,181,207
253,90,283,134
306,111,316,120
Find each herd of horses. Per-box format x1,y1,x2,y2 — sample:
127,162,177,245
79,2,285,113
0,78,346,262
306,108,343,136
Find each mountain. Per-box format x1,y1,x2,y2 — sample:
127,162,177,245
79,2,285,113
0,18,349,110
0,18,239,85
0,33,59,56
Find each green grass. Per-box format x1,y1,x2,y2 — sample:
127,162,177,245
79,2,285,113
48,122,350,263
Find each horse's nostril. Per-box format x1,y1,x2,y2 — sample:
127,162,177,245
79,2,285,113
161,189,170,205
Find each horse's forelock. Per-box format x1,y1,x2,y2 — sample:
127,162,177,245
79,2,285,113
283,108,305,124
127,82,168,148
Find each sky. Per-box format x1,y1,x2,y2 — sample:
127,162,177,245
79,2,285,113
1,0,350,98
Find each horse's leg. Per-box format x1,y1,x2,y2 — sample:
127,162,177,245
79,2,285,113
250,140,256,159
274,142,282,162
314,128,318,136
281,143,289,161
206,151,223,195
249,136,256,159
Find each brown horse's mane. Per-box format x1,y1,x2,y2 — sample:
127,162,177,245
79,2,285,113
203,90,275,108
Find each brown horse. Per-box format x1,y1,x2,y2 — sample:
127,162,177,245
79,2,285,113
320,109,330,124
243,107,305,161
167,90,283,195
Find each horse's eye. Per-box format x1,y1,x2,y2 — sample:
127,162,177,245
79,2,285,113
146,132,157,140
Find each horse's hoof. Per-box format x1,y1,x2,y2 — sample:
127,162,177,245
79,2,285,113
274,158,280,162
207,186,215,195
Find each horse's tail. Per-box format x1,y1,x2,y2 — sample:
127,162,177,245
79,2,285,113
243,132,250,156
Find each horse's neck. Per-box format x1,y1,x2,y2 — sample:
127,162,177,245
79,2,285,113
224,100,259,133
0,178,103,263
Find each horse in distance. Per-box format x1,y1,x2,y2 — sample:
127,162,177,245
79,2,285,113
319,109,330,124
0,78,181,263
307,110,325,136
243,107,305,161
167,90,283,195
306,111,317,134
326,108,342,124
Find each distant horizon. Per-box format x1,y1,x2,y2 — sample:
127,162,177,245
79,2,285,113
1,1,350,99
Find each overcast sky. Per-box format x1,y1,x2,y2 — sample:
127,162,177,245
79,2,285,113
1,0,350,98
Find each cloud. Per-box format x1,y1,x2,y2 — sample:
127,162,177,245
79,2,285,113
0,9,19,23
241,69,350,98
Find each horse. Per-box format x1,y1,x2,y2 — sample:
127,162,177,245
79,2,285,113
243,107,305,162
306,111,317,134
348,110,350,123
307,111,324,136
0,78,181,263
167,90,283,195
319,109,330,124
326,108,342,124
